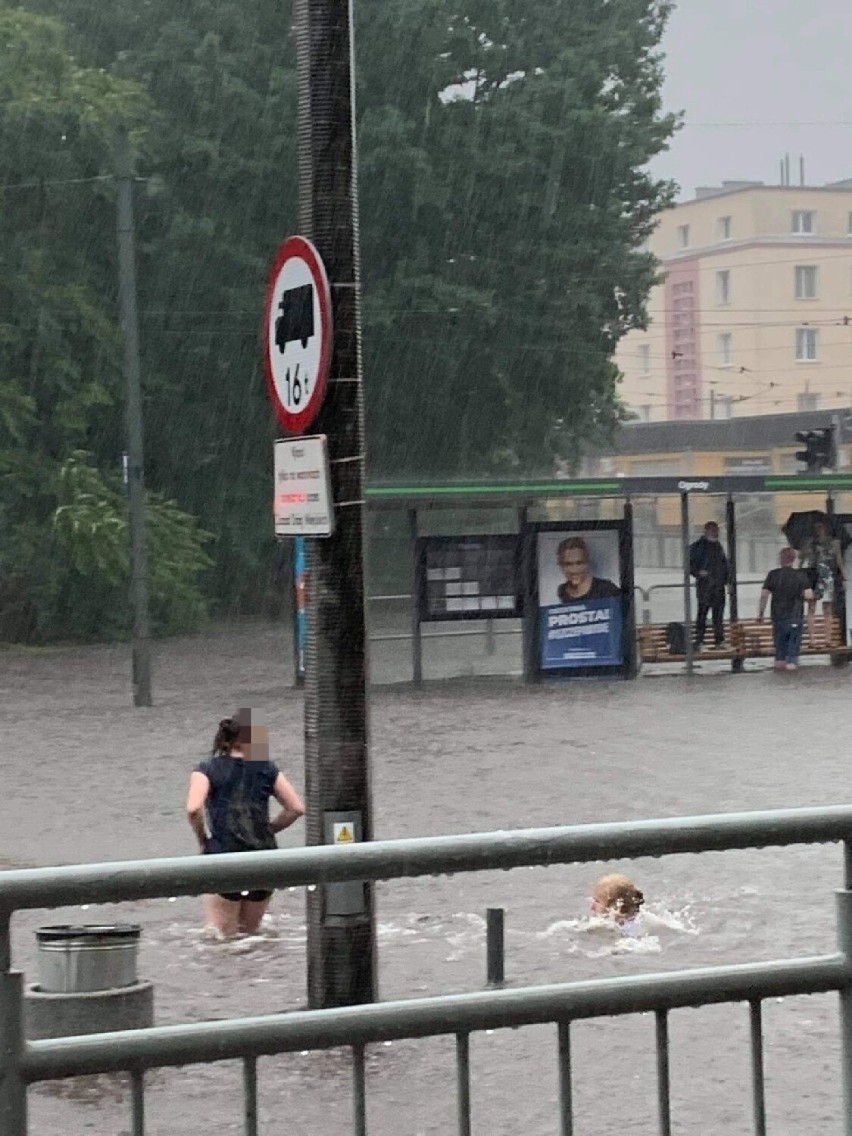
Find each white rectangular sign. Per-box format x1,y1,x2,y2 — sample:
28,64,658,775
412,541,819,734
273,435,335,537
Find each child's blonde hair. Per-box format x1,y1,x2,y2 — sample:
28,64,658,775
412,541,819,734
592,874,644,919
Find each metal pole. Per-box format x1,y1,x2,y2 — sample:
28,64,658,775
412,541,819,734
681,492,693,674
726,495,742,673
115,123,153,708
486,907,505,986
296,0,376,1007
293,537,307,687
518,505,537,684
410,508,423,685
484,618,496,656
837,880,852,1136
623,500,638,678
0,969,27,1136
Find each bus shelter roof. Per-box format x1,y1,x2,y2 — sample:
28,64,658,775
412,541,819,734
365,473,852,510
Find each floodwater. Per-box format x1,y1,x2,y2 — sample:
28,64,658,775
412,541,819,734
2,619,849,1135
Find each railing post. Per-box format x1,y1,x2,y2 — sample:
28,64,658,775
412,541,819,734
837,844,852,1136
0,943,27,1136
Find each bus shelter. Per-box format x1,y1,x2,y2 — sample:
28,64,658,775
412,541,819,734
364,472,852,682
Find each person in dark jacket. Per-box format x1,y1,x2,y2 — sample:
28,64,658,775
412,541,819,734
689,521,729,649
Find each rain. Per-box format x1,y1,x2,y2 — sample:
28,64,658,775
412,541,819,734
2,0,852,1132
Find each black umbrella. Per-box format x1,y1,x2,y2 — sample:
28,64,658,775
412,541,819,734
782,510,851,552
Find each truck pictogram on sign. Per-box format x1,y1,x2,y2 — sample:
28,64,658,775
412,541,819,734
275,283,314,352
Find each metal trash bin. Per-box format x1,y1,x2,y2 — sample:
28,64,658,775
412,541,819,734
35,924,142,993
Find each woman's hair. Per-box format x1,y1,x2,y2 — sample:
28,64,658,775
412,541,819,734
212,709,251,756
593,873,644,919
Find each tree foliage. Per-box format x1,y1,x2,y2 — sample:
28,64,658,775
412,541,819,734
0,3,212,640
3,0,677,640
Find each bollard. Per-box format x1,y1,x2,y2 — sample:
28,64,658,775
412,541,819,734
486,907,504,986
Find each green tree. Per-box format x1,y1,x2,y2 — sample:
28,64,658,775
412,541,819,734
9,0,677,636
52,452,213,639
26,0,300,612
0,4,212,641
357,0,678,476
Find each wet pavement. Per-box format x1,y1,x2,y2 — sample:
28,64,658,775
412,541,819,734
1,619,850,1134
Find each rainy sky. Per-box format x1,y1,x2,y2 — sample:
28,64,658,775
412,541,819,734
654,0,850,196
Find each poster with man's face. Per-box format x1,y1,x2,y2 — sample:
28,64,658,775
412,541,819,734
537,529,623,670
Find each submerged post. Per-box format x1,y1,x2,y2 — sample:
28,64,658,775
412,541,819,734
486,907,505,986
295,0,377,1006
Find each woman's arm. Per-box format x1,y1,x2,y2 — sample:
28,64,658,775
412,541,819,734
270,773,305,833
186,772,210,852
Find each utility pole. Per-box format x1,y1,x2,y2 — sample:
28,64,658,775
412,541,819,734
115,124,153,708
295,0,376,1006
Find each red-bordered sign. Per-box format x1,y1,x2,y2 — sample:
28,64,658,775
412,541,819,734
263,235,332,435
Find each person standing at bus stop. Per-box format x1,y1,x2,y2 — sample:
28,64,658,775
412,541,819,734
689,521,730,650
758,548,814,671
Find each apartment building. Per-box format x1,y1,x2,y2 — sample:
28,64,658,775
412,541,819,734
618,177,852,422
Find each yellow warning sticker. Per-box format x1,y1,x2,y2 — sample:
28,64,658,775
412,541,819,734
333,823,354,844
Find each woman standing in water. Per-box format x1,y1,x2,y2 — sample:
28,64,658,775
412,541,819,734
186,709,304,937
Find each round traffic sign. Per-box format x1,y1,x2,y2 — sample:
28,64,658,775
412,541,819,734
263,235,332,434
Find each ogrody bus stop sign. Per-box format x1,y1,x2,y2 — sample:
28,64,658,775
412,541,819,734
263,235,332,434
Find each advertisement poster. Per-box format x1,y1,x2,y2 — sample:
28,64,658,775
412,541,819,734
537,529,623,670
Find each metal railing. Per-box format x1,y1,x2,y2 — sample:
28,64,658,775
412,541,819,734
3,805,852,1135
635,578,765,627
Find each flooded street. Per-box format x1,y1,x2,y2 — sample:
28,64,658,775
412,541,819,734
2,621,849,1135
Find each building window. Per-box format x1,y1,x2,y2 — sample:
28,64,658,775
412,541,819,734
794,265,819,299
798,392,821,411
791,210,815,234
716,396,734,420
716,269,731,306
717,332,733,366
640,404,652,423
717,216,732,240
796,327,819,361
637,344,650,373
677,224,690,249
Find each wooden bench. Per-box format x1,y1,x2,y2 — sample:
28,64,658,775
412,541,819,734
734,616,847,659
638,616,851,664
637,623,739,664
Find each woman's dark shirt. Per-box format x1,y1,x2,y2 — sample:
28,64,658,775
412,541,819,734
194,755,279,854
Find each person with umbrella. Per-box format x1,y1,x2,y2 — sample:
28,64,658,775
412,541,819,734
799,519,846,647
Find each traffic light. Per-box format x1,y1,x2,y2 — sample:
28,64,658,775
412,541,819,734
794,426,836,473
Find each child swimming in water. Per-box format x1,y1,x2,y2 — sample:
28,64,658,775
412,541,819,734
590,873,644,935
